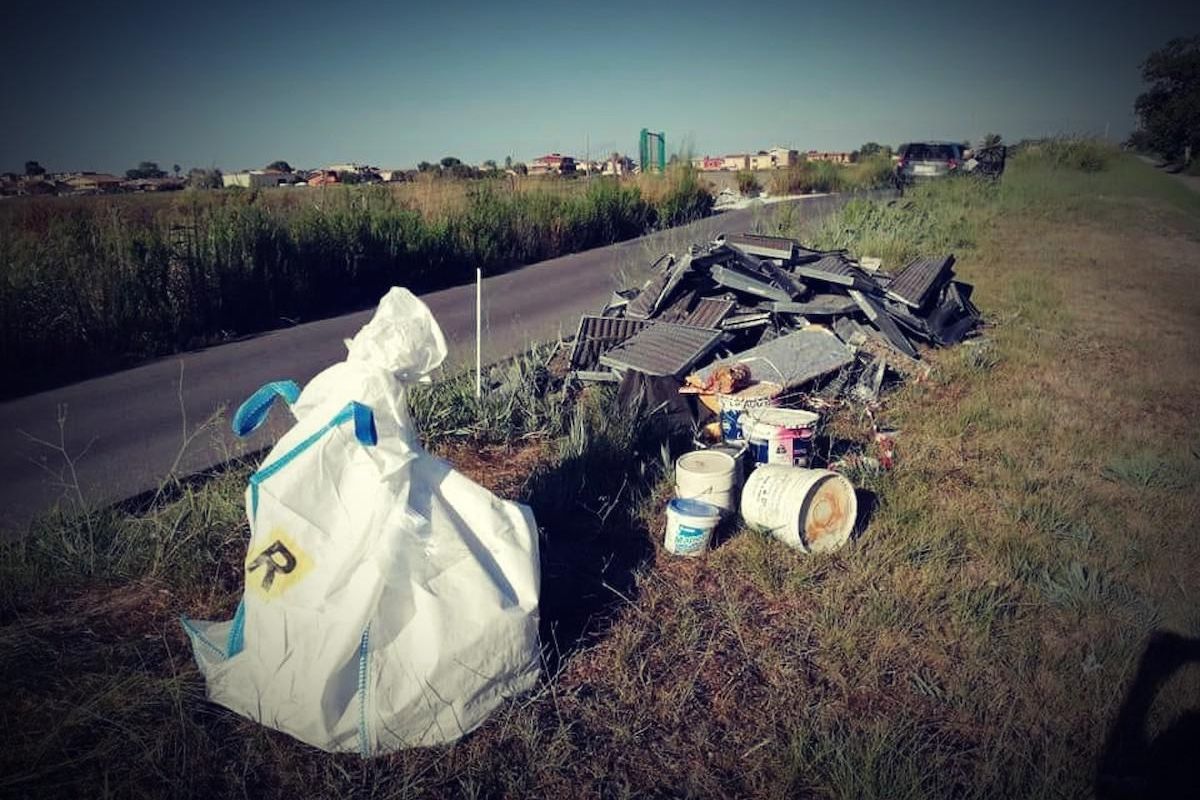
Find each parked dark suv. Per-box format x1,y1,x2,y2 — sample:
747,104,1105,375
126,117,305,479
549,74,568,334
895,141,964,187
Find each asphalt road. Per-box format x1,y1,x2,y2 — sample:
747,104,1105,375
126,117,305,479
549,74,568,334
0,191,879,533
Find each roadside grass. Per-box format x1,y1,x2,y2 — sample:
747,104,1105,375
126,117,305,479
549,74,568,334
3,146,1200,798
769,156,894,196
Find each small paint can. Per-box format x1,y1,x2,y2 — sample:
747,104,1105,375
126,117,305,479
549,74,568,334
664,497,722,556
743,408,821,468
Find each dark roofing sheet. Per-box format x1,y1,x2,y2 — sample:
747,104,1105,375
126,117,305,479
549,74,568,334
599,323,724,377
723,233,796,260
849,289,918,358
794,255,877,289
709,265,792,302
569,316,652,370
625,258,675,319
656,289,698,323
885,255,955,309
683,297,736,328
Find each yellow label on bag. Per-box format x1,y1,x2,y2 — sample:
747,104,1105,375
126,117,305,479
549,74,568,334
245,528,313,599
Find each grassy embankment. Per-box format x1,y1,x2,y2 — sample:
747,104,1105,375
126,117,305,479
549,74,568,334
0,168,710,398
3,144,1200,798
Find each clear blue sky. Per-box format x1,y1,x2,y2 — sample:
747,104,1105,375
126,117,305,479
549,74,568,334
3,0,1197,174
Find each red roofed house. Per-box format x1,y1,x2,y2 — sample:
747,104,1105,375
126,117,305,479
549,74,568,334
528,153,576,176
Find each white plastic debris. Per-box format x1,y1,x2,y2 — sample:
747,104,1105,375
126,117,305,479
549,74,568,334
182,287,541,755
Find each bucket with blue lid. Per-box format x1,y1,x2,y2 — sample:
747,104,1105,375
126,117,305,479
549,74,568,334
664,497,722,556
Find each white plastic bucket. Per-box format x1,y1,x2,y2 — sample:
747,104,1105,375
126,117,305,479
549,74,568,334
675,450,739,514
664,497,722,556
743,407,820,468
717,382,781,440
740,465,857,553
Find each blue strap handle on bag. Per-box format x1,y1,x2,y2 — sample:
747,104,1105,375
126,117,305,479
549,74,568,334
232,380,302,437
220,390,378,659
247,400,378,518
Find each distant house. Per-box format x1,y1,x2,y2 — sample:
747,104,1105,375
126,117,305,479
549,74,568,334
749,152,774,171
601,155,635,176
528,154,576,176
64,173,124,193
768,146,799,168
722,154,749,171
223,170,293,189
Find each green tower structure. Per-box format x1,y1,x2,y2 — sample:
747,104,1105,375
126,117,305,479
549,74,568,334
639,129,666,174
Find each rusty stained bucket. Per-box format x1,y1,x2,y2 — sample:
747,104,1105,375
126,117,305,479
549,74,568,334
740,465,857,552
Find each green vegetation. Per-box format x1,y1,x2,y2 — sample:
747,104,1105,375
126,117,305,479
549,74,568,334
1131,36,1200,163
4,141,1200,798
736,169,760,195
0,172,711,397
770,155,893,195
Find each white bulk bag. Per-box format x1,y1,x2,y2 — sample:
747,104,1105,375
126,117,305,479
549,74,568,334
182,288,541,755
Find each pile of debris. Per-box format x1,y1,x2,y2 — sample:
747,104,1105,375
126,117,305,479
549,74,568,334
568,232,983,411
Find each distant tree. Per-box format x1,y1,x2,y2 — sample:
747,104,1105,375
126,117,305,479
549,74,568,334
482,159,497,170
440,156,462,169
504,155,513,169
187,168,222,189
173,163,181,177
126,161,167,180
24,160,45,177
265,160,293,173
512,162,528,176
417,161,434,173
1134,36,1200,161
858,142,883,157
982,133,1003,148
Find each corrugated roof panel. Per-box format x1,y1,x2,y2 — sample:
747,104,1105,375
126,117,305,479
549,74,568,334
599,323,724,377
569,316,652,370
794,255,882,291
723,233,796,260
625,258,674,319
885,255,955,309
683,297,736,328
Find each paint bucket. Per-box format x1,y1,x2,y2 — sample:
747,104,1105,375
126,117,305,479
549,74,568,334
740,465,857,553
716,382,781,441
675,450,739,515
664,497,722,556
743,408,821,468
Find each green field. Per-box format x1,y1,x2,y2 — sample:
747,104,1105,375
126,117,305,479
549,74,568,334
3,148,1199,798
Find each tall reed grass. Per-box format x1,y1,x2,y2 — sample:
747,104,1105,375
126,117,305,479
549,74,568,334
0,172,711,396
770,156,894,195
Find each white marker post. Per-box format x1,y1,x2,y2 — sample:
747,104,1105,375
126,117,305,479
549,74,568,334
475,267,482,399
